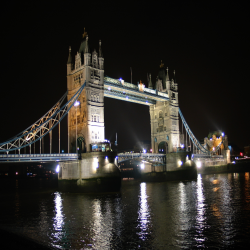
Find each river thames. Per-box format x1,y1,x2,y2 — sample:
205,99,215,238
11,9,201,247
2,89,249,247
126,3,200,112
0,172,250,249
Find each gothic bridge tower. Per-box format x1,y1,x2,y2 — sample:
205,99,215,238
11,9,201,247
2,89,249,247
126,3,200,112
67,31,104,152
150,61,181,153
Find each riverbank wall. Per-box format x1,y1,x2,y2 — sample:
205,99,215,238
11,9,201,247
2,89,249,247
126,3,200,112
198,160,250,175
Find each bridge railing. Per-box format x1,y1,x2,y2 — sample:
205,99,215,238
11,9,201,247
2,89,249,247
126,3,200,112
0,153,78,162
0,153,77,158
104,76,138,90
104,76,169,99
118,153,166,163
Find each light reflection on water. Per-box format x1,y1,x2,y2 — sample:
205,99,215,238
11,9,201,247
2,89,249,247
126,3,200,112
196,174,207,229
195,174,208,248
1,172,250,249
137,182,150,240
51,192,65,248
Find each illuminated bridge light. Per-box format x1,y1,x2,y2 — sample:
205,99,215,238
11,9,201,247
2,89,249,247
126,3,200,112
108,87,111,91
74,100,80,106
126,96,129,99
197,161,202,168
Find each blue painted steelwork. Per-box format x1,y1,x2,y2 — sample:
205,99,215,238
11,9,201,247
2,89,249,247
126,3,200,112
179,109,223,155
0,82,86,153
0,153,77,162
179,108,210,154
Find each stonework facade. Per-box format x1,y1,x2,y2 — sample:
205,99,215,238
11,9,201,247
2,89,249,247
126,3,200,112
67,33,181,154
150,66,180,153
67,34,104,153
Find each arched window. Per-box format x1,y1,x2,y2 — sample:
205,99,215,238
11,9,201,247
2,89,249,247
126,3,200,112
159,111,163,118
158,141,168,153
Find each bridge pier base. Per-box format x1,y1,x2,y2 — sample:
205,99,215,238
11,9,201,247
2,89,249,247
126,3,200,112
58,152,121,192
140,152,197,181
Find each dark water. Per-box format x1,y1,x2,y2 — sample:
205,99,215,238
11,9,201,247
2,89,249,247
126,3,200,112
0,172,250,249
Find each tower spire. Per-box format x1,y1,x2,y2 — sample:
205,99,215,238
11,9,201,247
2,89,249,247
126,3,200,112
166,67,169,81
99,40,103,58
173,70,176,83
85,36,90,54
67,46,72,64
160,60,164,68
148,73,153,89
82,27,87,39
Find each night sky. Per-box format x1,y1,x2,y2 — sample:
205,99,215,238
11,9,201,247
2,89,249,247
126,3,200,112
1,1,249,152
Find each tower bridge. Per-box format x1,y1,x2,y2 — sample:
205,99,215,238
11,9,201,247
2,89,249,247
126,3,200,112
0,31,230,189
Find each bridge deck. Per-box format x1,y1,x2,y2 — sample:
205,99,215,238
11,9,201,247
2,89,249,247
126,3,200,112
0,153,77,162
118,153,166,163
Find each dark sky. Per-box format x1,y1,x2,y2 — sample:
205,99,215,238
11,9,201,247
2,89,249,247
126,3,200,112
1,1,249,152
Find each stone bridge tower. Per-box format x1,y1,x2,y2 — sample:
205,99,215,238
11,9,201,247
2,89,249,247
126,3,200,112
150,62,180,153
67,31,104,153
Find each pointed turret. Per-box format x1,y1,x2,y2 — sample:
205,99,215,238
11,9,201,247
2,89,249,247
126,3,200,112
173,70,178,91
67,46,72,64
158,60,166,89
99,40,103,58
148,73,153,89
171,78,174,90
79,28,88,63
98,40,104,70
166,67,169,81
67,46,72,74
165,67,170,91
85,35,90,54
84,35,91,66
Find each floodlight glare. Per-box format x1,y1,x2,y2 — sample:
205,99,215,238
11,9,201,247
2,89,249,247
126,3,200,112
74,101,80,106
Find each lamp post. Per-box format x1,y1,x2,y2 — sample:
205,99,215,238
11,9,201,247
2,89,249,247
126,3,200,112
74,100,80,153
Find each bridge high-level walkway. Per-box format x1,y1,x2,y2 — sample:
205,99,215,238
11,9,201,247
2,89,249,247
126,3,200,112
104,77,169,105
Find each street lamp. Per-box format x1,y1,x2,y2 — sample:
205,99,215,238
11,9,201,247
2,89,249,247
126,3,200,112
74,101,80,153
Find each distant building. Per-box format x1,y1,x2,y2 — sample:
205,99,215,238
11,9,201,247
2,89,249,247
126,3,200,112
244,145,250,156
204,132,228,155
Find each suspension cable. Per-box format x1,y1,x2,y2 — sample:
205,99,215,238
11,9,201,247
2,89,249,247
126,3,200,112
0,82,86,153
